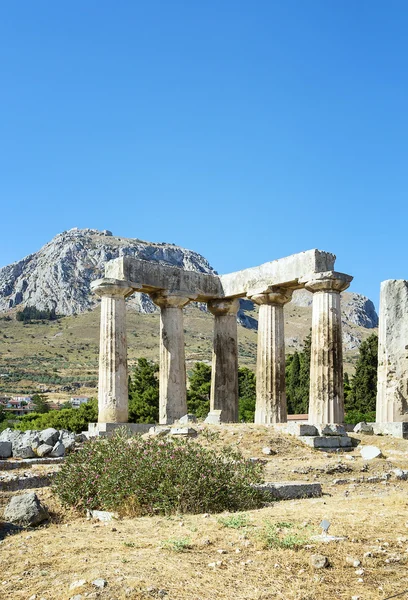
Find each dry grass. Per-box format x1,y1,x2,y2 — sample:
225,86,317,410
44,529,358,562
1,426,408,600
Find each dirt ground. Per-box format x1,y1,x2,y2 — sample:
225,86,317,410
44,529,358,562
1,425,408,600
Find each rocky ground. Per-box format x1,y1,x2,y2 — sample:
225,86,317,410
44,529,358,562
1,425,408,600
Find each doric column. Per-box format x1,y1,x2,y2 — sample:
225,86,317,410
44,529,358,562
250,288,293,424
91,278,133,423
207,298,240,422
304,272,352,424
150,293,190,424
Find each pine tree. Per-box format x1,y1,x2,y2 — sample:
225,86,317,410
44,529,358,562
346,334,378,413
187,363,212,418
128,358,159,423
238,367,256,422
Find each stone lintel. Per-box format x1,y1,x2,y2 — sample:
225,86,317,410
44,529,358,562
301,271,353,293
91,278,134,298
219,249,336,298
105,257,222,301
104,250,340,301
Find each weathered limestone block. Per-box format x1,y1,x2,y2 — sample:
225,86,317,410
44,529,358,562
253,481,322,500
91,278,133,423
304,272,352,424
35,444,53,457
299,435,352,448
251,288,293,424
4,492,49,526
39,428,59,447
150,292,190,424
0,441,12,458
376,280,408,423
208,298,240,423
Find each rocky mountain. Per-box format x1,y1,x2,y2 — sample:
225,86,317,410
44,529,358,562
0,229,378,349
0,228,215,315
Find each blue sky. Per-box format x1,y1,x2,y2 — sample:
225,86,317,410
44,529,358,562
1,1,407,308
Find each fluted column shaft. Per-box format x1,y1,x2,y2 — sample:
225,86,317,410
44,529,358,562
208,299,240,422
92,279,133,423
251,288,292,424
305,274,350,424
151,293,190,424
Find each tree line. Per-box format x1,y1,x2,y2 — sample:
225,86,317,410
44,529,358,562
129,332,378,424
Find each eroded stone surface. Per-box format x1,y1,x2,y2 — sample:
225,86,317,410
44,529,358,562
377,280,408,423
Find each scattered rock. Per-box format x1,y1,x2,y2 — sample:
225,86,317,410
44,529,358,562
310,554,329,569
346,556,361,567
318,424,347,436
392,468,408,480
35,444,53,458
69,580,87,590
39,428,60,447
262,447,276,455
360,446,383,460
86,509,117,522
50,441,65,457
92,578,107,589
4,492,48,526
354,422,374,434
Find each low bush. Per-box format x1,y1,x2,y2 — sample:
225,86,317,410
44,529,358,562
53,431,266,516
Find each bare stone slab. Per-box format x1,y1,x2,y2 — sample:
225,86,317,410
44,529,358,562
359,445,382,460
277,423,318,436
253,481,322,500
87,509,117,522
299,436,352,449
169,427,198,437
0,441,12,458
88,423,152,437
371,422,408,439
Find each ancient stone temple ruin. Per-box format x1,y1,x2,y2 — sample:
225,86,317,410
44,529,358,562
90,249,352,430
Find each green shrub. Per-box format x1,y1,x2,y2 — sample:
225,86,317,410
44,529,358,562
53,431,266,516
16,399,97,433
344,409,376,425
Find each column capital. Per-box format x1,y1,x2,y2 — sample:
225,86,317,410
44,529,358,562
91,278,133,298
249,287,293,306
207,298,240,317
302,271,352,294
150,292,190,309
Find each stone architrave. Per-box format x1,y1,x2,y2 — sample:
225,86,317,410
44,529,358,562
376,280,408,423
207,298,240,422
304,272,352,424
250,288,293,424
150,293,190,424
91,278,133,423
